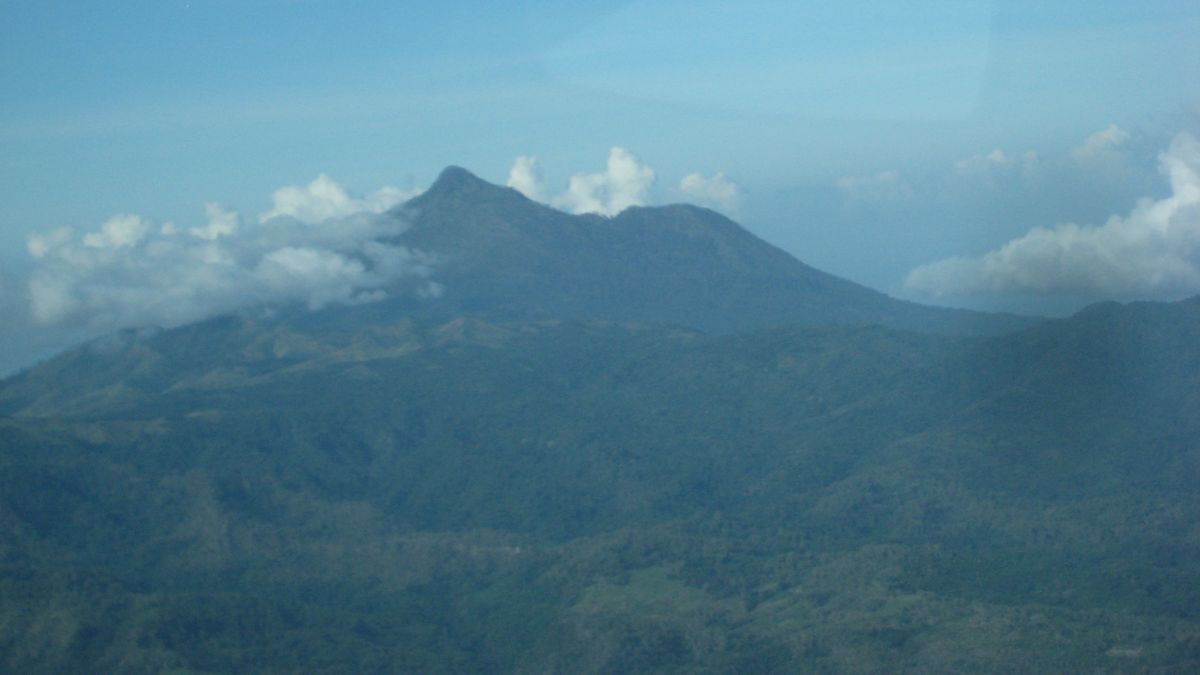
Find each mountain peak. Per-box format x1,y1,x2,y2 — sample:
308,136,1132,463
402,165,533,216
389,164,1036,337
424,165,501,198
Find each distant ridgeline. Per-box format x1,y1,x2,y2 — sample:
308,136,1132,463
2,168,1198,672
328,166,1034,337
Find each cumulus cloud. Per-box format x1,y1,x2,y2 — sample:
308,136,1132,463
82,214,152,249
836,170,913,202
258,174,420,224
26,175,436,330
906,132,1200,299
508,148,741,216
557,147,655,216
506,147,656,216
678,172,741,210
506,155,548,203
189,203,240,241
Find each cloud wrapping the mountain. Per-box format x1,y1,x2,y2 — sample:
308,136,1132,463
906,132,1200,298
507,147,656,216
678,172,741,210
26,176,436,330
259,174,419,224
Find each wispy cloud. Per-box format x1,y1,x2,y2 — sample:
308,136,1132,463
1067,124,1139,186
953,148,1039,181
1072,123,1131,161
25,175,435,330
906,132,1200,299
678,172,741,211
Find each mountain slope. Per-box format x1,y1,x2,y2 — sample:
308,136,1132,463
1,297,1197,672
365,166,1033,336
5,166,1195,673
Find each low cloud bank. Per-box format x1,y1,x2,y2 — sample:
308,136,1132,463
26,176,434,330
906,132,1200,299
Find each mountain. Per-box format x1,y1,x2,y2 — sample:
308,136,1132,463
3,165,1195,672
2,296,1198,672
348,166,1034,336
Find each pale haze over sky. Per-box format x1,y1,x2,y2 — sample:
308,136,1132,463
2,0,1199,374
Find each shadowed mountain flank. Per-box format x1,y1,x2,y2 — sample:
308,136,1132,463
380,166,1033,336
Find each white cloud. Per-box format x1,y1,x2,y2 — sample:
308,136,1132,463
81,214,152,249
27,227,73,259
1069,125,1138,184
258,174,420,224
189,203,239,241
256,246,386,310
506,147,657,216
1073,124,1131,161
906,132,1200,298
836,170,913,202
506,155,548,203
954,148,1039,178
25,176,437,329
555,147,655,216
678,172,741,210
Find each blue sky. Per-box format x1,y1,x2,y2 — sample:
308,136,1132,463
2,1,1199,373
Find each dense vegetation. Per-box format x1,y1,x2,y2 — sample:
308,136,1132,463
2,296,1199,672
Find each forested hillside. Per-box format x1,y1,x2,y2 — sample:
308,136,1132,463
2,297,1198,672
